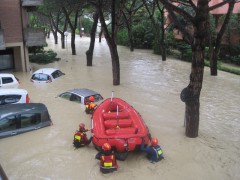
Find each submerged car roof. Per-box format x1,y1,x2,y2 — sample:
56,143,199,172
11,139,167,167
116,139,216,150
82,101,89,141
0,73,16,77
0,103,48,119
0,88,28,95
67,88,101,97
33,68,57,75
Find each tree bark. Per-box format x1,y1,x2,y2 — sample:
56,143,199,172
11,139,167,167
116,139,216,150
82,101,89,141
52,30,58,44
99,28,103,42
86,12,99,66
210,1,235,76
184,0,208,138
60,33,65,49
96,0,120,85
71,32,76,55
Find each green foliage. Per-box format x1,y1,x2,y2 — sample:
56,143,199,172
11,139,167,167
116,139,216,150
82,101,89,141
132,24,153,49
173,41,192,61
81,17,93,35
205,59,240,75
117,29,128,46
218,66,240,75
219,45,240,65
28,46,44,54
29,50,60,64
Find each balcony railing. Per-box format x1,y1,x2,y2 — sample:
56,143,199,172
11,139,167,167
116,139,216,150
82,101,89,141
21,0,43,7
24,28,46,47
0,29,6,50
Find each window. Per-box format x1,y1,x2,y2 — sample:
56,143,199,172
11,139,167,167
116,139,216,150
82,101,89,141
32,74,50,81
94,94,103,102
2,77,13,84
20,113,41,128
0,95,21,105
70,94,81,103
52,70,64,79
59,92,72,100
0,115,17,132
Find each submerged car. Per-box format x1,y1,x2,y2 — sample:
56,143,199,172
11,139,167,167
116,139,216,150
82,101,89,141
0,103,52,139
0,88,30,105
58,88,103,105
0,73,20,89
31,68,65,83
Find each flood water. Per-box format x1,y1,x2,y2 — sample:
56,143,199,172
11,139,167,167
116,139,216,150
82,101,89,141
0,35,240,180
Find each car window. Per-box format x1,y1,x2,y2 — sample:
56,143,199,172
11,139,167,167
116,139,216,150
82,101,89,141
59,92,72,100
94,94,103,102
32,74,50,81
86,94,103,103
70,94,81,103
0,115,17,132
2,77,13,84
52,70,64,79
0,95,21,105
20,113,41,128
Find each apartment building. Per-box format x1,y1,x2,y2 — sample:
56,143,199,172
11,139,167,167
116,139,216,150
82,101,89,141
0,0,46,72
169,1,240,45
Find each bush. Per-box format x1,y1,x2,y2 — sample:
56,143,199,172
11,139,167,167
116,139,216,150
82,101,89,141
117,29,128,46
29,49,60,64
219,45,240,65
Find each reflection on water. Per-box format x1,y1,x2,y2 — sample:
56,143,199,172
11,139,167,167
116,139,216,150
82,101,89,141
0,35,240,180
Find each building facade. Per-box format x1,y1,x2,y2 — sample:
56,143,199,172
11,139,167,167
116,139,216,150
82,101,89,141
167,0,240,45
0,0,46,72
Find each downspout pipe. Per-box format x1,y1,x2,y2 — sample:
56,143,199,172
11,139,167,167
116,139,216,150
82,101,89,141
19,0,28,72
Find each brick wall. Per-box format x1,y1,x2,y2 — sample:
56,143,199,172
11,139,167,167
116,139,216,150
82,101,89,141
0,0,26,43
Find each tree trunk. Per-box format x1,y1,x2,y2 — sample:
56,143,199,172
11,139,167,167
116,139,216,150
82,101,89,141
182,0,208,138
127,16,134,52
71,32,76,55
160,8,166,61
86,12,99,66
210,48,218,75
96,0,120,85
108,41,120,85
52,30,58,44
61,33,65,49
210,0,235,76
128,27,134,52
99,29,103,42
181,47,205,138
161,45,166,61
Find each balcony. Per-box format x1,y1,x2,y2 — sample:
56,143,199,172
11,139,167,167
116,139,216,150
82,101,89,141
21,0,43,6
0,29,6,50
24,28,47,47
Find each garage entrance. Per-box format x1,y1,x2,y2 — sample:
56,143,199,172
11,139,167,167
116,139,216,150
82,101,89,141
0,48,14,70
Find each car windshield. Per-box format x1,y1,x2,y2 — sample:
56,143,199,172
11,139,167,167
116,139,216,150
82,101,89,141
32,74,50,81
86,94,103,102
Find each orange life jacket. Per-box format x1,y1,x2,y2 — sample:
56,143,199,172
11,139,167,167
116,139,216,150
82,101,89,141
100,155,117,169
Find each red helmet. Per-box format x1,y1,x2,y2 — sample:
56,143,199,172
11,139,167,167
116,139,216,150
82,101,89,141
79,123,85,130
102,143,111,151
89,96,95,102
151,138,158,146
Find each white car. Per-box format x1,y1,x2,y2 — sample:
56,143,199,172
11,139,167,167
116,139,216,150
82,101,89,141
31,68,65,83
0,73,20,89
0,88,30,105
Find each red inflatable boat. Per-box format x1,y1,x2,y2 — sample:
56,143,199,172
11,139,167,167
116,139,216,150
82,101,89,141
91,98,150,152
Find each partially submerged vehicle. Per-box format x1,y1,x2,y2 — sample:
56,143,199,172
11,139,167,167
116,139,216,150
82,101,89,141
58,88,103,105
31,68,65,83
0,103,52,138
91,98,150,153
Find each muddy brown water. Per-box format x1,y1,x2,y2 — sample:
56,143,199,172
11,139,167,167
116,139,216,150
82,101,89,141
0,35,240,180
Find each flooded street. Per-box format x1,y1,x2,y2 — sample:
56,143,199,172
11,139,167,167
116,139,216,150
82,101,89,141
0,34,240,180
